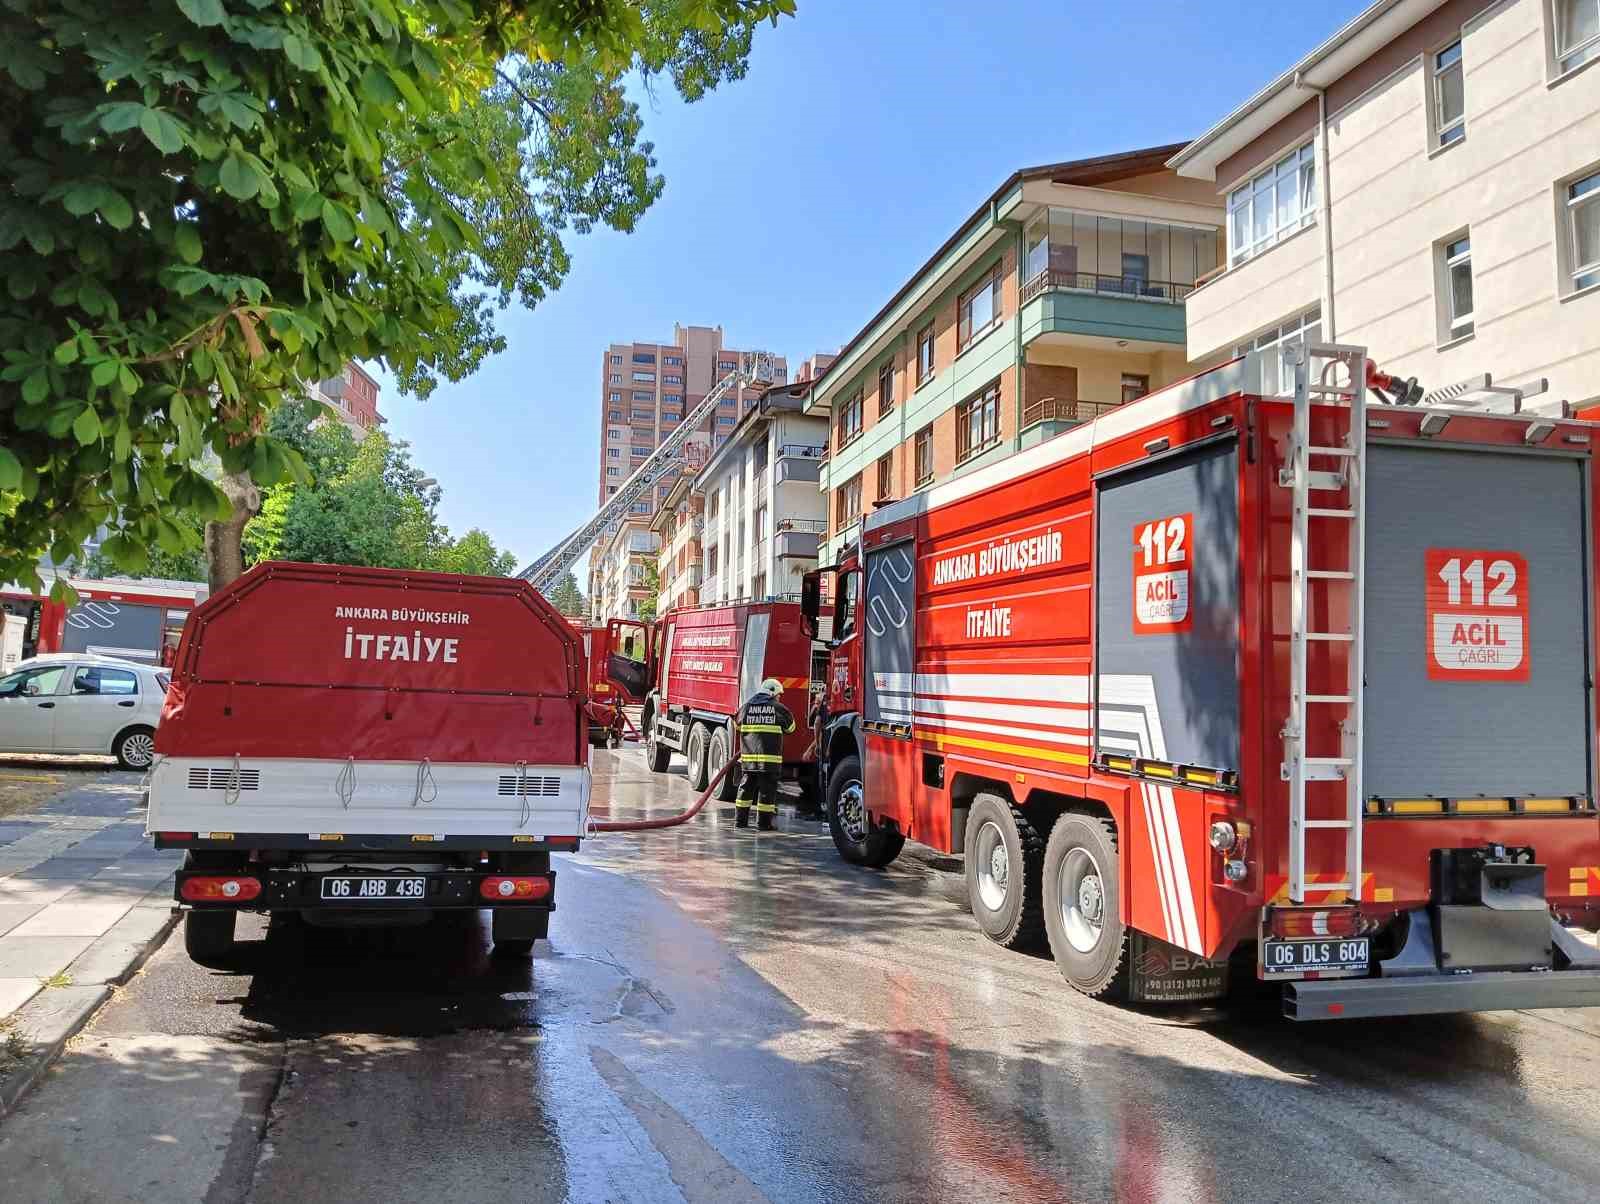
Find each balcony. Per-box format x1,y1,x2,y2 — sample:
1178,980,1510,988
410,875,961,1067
1018,207,1218,350
775,445,824,485
776,518,826,560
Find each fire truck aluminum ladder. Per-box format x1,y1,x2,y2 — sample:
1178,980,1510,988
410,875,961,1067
1278,342,1367,905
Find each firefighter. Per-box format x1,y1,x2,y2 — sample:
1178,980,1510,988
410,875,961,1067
733,676,795,831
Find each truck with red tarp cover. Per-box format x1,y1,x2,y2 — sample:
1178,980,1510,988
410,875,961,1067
803,344,1600,1020
606,601,819,803
147,562,589,964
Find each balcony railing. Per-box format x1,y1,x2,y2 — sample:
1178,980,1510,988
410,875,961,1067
1021,396,1126,430
776,518,828,534
1020,269,1196,306
778,443,825,460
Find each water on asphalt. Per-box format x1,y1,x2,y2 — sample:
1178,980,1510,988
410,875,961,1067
2,747,1600,1202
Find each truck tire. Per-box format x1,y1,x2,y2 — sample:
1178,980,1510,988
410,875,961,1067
1041,813,1130,1000
708,727,740,802
491,907,549,957
685,722,711,791
184,910,236,966
826,755,905,868
964,794,1045,950
644,707,671,773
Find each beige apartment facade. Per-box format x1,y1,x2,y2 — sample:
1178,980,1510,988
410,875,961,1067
652,472,705,613
807,147,1224,562
1173,0,1600,410
588,520,661,623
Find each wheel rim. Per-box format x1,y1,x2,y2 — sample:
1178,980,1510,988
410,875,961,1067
1058,846,1106,954
121,732,154,768
973,820,1010,913
688,728,705,767
836,779,867,843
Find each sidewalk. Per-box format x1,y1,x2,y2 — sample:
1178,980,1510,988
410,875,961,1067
0,772,181,1115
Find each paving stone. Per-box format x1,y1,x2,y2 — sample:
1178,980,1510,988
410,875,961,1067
9,901,136,939
0,934,97,980
0,903,47,938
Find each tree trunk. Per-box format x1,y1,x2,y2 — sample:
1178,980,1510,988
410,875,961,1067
204,469,260,592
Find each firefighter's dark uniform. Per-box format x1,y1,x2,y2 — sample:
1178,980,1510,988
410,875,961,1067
733,686,795,831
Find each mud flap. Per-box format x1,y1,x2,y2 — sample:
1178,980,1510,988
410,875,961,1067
1128,933,1229,1003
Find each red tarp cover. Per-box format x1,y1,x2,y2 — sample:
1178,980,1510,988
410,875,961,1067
155,562,583,765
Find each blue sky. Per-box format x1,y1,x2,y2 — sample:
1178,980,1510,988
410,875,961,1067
375,0,1365,576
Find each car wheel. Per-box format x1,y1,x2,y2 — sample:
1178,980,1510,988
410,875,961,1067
114,726,156,771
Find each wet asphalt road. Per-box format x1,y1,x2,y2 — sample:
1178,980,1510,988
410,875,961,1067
4,748,1600,1202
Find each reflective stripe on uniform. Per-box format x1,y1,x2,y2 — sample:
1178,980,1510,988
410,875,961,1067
741,724,787,734
742,753,783,764
754,803,777,813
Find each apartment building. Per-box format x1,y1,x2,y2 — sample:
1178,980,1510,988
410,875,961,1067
588,520,661,622
1172,0,1600,411
309,361,383,438
696,380,829,605
651,471,706,613
807,147,1224,561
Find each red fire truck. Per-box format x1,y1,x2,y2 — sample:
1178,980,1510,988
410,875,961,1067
572,623,627,748
802,343,1600,1019
608,600,819,803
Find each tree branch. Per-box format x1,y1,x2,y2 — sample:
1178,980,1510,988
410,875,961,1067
495,67,550,122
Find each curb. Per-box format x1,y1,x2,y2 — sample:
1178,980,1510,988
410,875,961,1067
0,888,180,1121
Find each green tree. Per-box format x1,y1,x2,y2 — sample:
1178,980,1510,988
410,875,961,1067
545,571,586,618
435,527,517,577
84,507,206,581
0,0,793,596
638,561,660,622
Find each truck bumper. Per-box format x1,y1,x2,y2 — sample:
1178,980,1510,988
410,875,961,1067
175,866,556,913
1285,968,1600,1020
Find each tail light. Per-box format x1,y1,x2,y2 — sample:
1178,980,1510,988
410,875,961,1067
1267,906,1359,938
157,832,196,843
180,875,262,903
480,875,552,902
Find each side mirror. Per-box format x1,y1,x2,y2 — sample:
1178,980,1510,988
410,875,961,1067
799,571,821,640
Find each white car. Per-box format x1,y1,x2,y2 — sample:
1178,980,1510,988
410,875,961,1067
0,653,168,770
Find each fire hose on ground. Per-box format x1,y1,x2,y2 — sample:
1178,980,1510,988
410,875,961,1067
587,756,740,833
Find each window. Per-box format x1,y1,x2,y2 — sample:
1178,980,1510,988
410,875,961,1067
958,266,1002,351
633,372,656,384
607,466,621,476
632,445,652,457
632,503,651,515
1121,374,1150,404
878,361,895,416
610,354,622,365
876,452,894,501
608,486,618,496
836,474,863,527
663,412,681,423
608,391,622,402
0,664,64,698
837,389,863,447
609,373,622,384
608,448,621,459
717,416,735,426
1433,40,1465,147
633,352,656,364
73,666,137,695
956,381,1001,463
1564,169,1600,292
664,374,683,385
914,425,933,487
1555,0,1600,73
631,408,653,420
664,355,683,367
1226,142,1317,265
916,323,935,384
1234,307,1322,396
608,409,622,421
665,393,683,404
1440,234,1475,339
718,359,737,373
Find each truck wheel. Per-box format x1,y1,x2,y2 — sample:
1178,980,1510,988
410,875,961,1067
685,723,711,791
708,727,740,802
1041,814,1130,1000
644,707,671,773
826,755,905,868
184,910,236,966
114,726,156,771
964,794,1046,950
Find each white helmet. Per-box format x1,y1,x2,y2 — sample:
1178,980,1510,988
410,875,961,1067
761,677,782,696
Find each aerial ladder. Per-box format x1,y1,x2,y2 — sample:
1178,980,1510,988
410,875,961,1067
517,350,778,594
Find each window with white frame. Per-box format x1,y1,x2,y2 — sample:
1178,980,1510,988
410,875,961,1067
1554,0,1600,74
1440,234,1475,340
1433,40,1465,147
1226,142,1317,266
608,448,620,459
1233,306,1322,396
1565,168,1600,292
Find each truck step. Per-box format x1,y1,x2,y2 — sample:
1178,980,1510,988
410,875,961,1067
1303,819,1354,829
1304,694,1354,704
1306,569,1356,581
